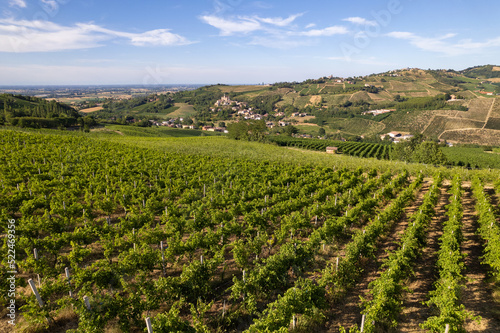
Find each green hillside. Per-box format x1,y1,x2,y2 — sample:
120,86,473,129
460,64,500,79
0,93,81,128
6,66,500,145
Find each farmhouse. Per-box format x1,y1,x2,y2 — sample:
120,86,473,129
393,134,414,143
326,147,339,154
387,131,402,138
362,109,395,116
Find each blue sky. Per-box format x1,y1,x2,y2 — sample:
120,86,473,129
1,0,500,85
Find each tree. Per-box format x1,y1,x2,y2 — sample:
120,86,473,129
227,120,267,142
390,133,424,162
412,141,448,165
83,116,97,127
283,125,298,136
318,127,326,136
393,94,411,103
390,135,447,165
183,118,194,125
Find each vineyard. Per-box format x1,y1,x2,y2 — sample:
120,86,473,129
269,136,392,160
0,129,500,333
269,135,500,170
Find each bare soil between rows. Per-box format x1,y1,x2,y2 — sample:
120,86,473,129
321,180,432,332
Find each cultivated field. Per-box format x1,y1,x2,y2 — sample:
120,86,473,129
79,106,104,113
458,99,495,122
423,116,484,138
1,129,499,333
308,95,322,106
490,98,500,118
382,110,443,134
166,103,196,118
218,85,271,93
328,118,385,136
485,118,500,130
441,128,500,146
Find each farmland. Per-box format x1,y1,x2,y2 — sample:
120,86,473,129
423,116,484,138
458,99,495,122
1,128,499,333
165,103,197,118
441,129,500,146
7,67,500,146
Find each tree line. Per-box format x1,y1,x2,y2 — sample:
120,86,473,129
1,94,80,129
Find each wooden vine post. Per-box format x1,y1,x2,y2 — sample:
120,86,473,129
83,296,91,310
160,241,166,276
145,317,153,333
28,279,44,307
65,267,73,297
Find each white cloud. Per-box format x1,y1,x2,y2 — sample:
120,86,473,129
454,37,500,51
128,29,191,46
199,15,261,36
343,17,377,26
386,31,415,39
9,0,26,8
305,23,316,29
386,31,500,56
298,26,348,37
200,12,348,48
200,13,303,36
0,19,193,52
257,13,303,27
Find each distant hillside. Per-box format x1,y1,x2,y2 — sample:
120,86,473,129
460,65,500,80
56,66,500,145
0,93,81,128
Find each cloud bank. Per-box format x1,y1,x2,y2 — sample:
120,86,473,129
0,18,194,52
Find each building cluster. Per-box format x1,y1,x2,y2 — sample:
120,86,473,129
293,133,314,139
326,76,345,83
213,94,248,109
478,91,496,96
148,118,196,128
237,109,268,120
361,109,395,116
211,94,263,119
201,126,228,133
265,121,292,128
381,131,414,143
291,112,308,117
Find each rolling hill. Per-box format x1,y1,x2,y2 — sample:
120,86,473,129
0,93,80,128
173,66,500,145
5,65,500,145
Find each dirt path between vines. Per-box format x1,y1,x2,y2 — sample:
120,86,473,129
461,186,500,332
397,183,449,332
320,180,431,332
